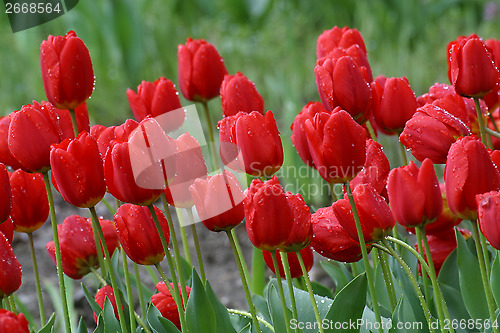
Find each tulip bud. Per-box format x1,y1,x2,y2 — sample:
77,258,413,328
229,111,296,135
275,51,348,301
0,164,10,224
281,192,313,252
0,218,14,244
263,247,314,279
114,204,170,265
0,116,22,170
316,26,367,59
40,30,94,110
177,38,228,102
349,139,390,194
220,72,264,117
96,119,139,157
484,39,500,109
476,191,500,250
94,285,119,323
0,309,29,333
151,282,191,330
0,232,21,298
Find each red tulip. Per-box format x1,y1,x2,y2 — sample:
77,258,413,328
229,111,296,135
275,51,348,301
373,77,417,134
0,309,29,333
290,101,329,167
349,139,390,194
114,204,170,265
304,109,366,183
315,56,372,122
46,215,118,279
447,34,499,98
40,30,94,110
152,282,191,330
417,83,457,107
244,177,294,251
95,119,139,157
484,39,500,109
476,191,500,250
8,101,74,172
0,116,22,170
445,136,500,220
333,184,395,243
281,192,312,252
94,285,119,323
220,72,264,117
316,26,367,59
387,159,442,227
164,133,207,208
178,38,228,102
0,218,14,244
0,164,10,223
127,77,185,131
310,206,368,262
263,247,314,279
9,170,48,233
219,111,283,177
50,132,106,208
323,45,373,82
0,232,21,298
190,169,244,232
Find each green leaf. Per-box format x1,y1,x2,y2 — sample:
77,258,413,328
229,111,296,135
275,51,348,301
490,252,500,306
456,229,489,320
253,294,272,325
324,273,367,333
76,317,87,333
252,247,266,296
359,307,392,333
180,255,193,283
36,313,56,333
147,303,180,333
205,280,237,333
389,297,404,333
158,317,182,333
437,248,458,288
320,261,350,291
185,268,216,333
267,284,290,333
82,283,104,319
374,263,399,318
103,297,121,332
311,281,334,299
238,322,252,333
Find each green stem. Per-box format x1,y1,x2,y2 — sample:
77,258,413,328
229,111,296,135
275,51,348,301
155,263,187,332
481,233,491,274
366,121,377,141
252,247,266,296
201,101,220,171
42,172,72,333
329,182,338,202
399,141,408,165
90,267,107,285
377,241,436,333
270,251,292,333
159,194,189,302
135,312,153,333
474,97,488,145
8,296,16,314
121,249,137,333
350,263,358,276
228,308,275,332
176,208,193,266
134,263,147,317
486,127,500,139
296,251,324,333
89,206,128,333
88,207,107,279
472,221,499,333
187,208,206,282
226,231,262,333
28,232,46,325
68,108,79,137
231,228,251,294
489,113,500,132
280,252,300,333
146,266,160,284
415,228,430,300
101,197,116,215
345,182,383,333
376,247,397,312
392,225,402,253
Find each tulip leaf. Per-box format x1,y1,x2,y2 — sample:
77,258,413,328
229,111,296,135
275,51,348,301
320,261,350,292
185,268,216,333
389,297,404,333
205,280,237,333
147,303,180,333
238,322,252,333
456,229,489,320
324,272,367,333
76,317,87,333
253,294,272,324
36,313,55,333
484,310,500,333
490,252,500,306
437,248,458,288
438,284,471,329
311,281,334,299
158,317,182,333
359,306,392,333
374,263,398,318
103,297,121,332
82,283,105,319
94,313,105,333
267,284,290,333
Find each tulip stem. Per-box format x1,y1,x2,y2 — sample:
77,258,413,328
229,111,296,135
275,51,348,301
226,231,262,333
201,101,220,171
89,206,128,333
146,266,160,284
344,182,383,333
296,251,324,333
228,309,275,332
135,312,153,333
366,121,377,141
42,171,72,333
415,228,430,300
280,252,300,333
148,204,187,332
175,208,193,266
90,267,107,285
474,97,489,147
88,207,107,280
187,208,206,282
159,194,189,302
486,127,500,139
399,141,408,165
270,251,292,333
121,248,137,333
133,263,147,317
329,182,338,202
376,247,397,312
28,232,46,325
8,296,16,314
68,108,79,137
472,221,499,333
376,241,436,333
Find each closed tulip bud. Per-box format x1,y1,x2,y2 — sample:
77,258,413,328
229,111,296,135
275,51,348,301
281,192,312,252
324,45,373,82
374,77,418,134
0,309,29,333
315,56,372,122
190,169,244,232
304,109,366,183
416,83,457,106
178,38,228,102
290,101,329,167
46,215,118,279
445,136,500,220
40,30,94,110
349,139,390,194
476,191,500,250
263,247,314,279
0,218,14,244
310,206,368,262
484,39,500,109
94,285,119,323
219,111,283,177
0,164,10,223
152,282,191,330
448,34,499,98
50,132,106,208
95,119,139,157
0,232,21,298
0,116,22,170
114,204,170,265
220,72,264,117
387,159,442,227
244,177,294,251
333,184,395,243
316,26,367,59
9,170,48,233
164,133,207,208
127,77,185,132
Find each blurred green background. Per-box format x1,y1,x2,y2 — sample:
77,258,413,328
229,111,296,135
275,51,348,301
1,0,499,204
